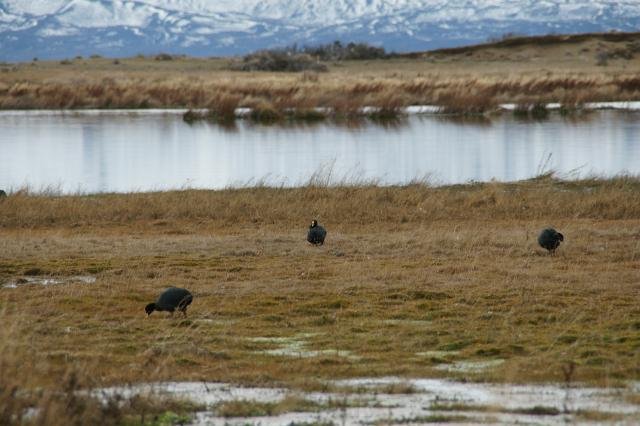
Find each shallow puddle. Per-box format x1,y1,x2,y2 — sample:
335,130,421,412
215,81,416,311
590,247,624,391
97,382,287,406
3,275,96,288
249,334,361,360
434,359,505,373
95,378,640,425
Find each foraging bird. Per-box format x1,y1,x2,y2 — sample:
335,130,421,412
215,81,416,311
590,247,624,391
307,219,327,245
145,287,193,317
538,228,564,253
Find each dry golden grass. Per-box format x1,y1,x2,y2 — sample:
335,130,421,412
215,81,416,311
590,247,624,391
0,176,639,407
2,33,640,112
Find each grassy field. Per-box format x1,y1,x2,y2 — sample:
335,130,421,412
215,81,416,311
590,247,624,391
1,177,639,419
2,33,640,421
2,32,640,113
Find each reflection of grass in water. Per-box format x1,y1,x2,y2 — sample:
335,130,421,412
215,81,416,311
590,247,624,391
433,114,494,127
183,106,407,127
182,103,600,128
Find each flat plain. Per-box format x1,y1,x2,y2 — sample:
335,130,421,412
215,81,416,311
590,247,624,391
1,177,639,424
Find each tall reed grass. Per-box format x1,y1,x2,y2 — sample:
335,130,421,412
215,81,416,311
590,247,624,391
1,176,638,229
2,73,640,114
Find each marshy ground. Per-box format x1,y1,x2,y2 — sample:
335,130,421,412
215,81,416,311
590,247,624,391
0,176,639,423
3,32,640,115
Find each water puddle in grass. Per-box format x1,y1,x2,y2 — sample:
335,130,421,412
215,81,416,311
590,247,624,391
248,334,361,361
434,359,505,373
97,382,288,406
415,350,460,359
94,378,640,425
3,275,96,288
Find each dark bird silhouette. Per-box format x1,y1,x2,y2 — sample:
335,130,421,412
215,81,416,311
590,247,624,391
145,287,193,317
0,190,6,198
307,219,327,245
538,228,564,254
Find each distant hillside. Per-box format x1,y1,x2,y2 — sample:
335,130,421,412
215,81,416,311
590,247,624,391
392,31,640,66
1,0,640,61
424,31,640,55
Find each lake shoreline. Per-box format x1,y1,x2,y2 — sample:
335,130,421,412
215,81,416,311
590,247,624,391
1,175,638,228
2,110,640,194
1,101,640,117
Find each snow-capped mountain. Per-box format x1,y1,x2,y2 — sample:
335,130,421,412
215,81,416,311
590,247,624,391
1,0,639,61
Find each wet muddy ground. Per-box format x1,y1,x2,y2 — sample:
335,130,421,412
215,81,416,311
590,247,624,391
97,378,640,425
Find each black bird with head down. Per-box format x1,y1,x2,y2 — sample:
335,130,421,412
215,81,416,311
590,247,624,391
145,287,193,317
538,228,564,254
307,219,327,245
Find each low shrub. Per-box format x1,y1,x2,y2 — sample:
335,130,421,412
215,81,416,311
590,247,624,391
155,53,174,61
231,51,327,72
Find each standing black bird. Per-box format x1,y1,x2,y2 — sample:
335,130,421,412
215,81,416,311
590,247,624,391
538,228,564,254
307,219,327,245
145,287,193,317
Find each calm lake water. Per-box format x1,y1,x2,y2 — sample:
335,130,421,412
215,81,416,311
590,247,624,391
1,111,639,193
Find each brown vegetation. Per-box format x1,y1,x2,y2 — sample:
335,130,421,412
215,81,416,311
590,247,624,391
0,341,198,425
2,176,639,228
2,71,640,112
417,31,640,56
1,32,640,113
230,50,328,72
1,176,639,421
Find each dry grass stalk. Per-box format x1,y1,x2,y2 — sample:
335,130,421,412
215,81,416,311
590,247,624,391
1,177,638,228
1,75,636,112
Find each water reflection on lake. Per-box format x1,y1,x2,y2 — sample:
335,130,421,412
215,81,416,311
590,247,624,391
0,111,639,193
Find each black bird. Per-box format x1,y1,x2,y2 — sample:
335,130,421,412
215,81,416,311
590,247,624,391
307,219,327,245
538,228,564,254
145,287,193,317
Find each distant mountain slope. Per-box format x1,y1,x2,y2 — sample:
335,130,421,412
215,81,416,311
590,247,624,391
1,0,639,61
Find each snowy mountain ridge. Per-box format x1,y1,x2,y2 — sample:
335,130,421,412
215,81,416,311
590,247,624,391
1,0,639,61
